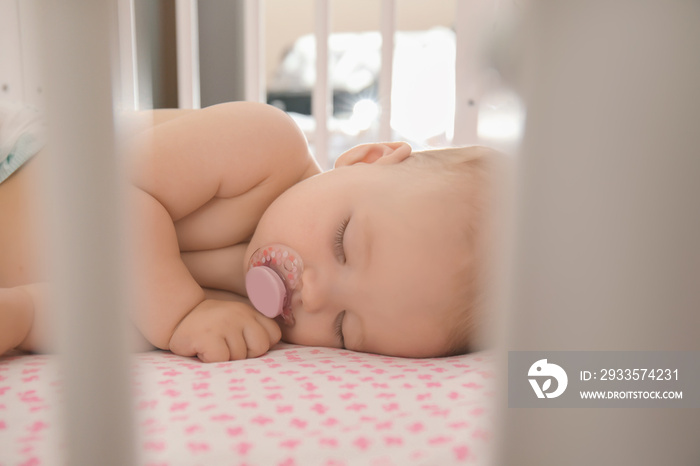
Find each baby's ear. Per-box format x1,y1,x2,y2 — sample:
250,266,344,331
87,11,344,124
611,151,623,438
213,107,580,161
334,142,411,168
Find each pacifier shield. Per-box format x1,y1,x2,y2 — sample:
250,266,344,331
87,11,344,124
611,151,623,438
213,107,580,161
245,266,286,318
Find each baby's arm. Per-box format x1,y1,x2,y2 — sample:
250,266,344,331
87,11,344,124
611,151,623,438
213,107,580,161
127,185,204,348
127,102,313,359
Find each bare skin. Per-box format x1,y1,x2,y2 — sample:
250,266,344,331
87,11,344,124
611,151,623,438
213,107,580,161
1,101,476,362
0,102,321,360
0,154,47,355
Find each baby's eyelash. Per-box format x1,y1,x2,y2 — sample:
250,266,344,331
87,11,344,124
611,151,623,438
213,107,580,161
334,310,346,348
334,217,350,262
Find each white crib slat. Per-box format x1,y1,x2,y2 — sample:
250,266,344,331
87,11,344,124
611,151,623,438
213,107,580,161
379,0,395,142
313,0,331,169
453,0,482,145
117,0,138,110
502,1,700,463
39,1,133,464
17,0,42,107
0,0,24,102
244,0,266,103
176,0,201,109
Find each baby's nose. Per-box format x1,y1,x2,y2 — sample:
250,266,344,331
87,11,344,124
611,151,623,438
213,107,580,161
300,266,338,315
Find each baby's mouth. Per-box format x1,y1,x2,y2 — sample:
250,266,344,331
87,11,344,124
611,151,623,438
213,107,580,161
246,244,303,323
279,289,303,327
277,309,295,326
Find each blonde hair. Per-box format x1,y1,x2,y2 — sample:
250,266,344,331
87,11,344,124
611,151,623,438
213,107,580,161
400,146,497,356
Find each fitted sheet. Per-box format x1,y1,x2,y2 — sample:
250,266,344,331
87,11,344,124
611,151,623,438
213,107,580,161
0,344,495,465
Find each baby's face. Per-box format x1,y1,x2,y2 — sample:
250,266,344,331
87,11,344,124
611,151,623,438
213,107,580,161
245,155,467,358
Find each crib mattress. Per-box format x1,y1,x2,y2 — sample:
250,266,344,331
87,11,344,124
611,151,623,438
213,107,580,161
0,344,495,465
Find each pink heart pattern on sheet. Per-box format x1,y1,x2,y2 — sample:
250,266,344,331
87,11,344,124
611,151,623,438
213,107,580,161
0,344,494,465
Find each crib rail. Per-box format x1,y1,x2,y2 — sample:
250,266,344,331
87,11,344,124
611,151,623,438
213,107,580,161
39,1,134,465
116,0,138,110
378,0,396,142
244,0,266,103
175,0,201,109
312,0,331,168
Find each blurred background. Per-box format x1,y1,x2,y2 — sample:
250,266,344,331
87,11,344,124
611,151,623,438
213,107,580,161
127,0,523,161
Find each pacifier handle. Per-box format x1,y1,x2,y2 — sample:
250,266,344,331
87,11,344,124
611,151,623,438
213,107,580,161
245,266,286,318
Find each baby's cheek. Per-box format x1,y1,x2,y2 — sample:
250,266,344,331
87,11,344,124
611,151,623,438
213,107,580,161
279,326,294,343
279,324,340,348
279,326,306,345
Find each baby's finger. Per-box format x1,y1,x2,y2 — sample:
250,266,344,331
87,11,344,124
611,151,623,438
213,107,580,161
253,313,282,346
242,322,273,359
196,339,230,363
225,332,248,361
169,331,195,358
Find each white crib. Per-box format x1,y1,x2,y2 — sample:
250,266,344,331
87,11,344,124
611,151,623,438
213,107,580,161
1,1,699,465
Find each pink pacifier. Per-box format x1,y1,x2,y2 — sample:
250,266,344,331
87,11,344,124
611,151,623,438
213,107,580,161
245,244,303,323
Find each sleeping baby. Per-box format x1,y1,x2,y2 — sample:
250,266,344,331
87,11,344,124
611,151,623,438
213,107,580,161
0,101,497,362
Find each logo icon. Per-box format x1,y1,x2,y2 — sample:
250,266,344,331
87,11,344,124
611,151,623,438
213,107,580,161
528,359,568,398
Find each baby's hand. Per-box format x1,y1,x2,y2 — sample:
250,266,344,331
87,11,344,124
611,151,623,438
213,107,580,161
168,299,282,362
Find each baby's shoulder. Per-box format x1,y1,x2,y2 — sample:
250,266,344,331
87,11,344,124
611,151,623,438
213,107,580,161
211,102,320,195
